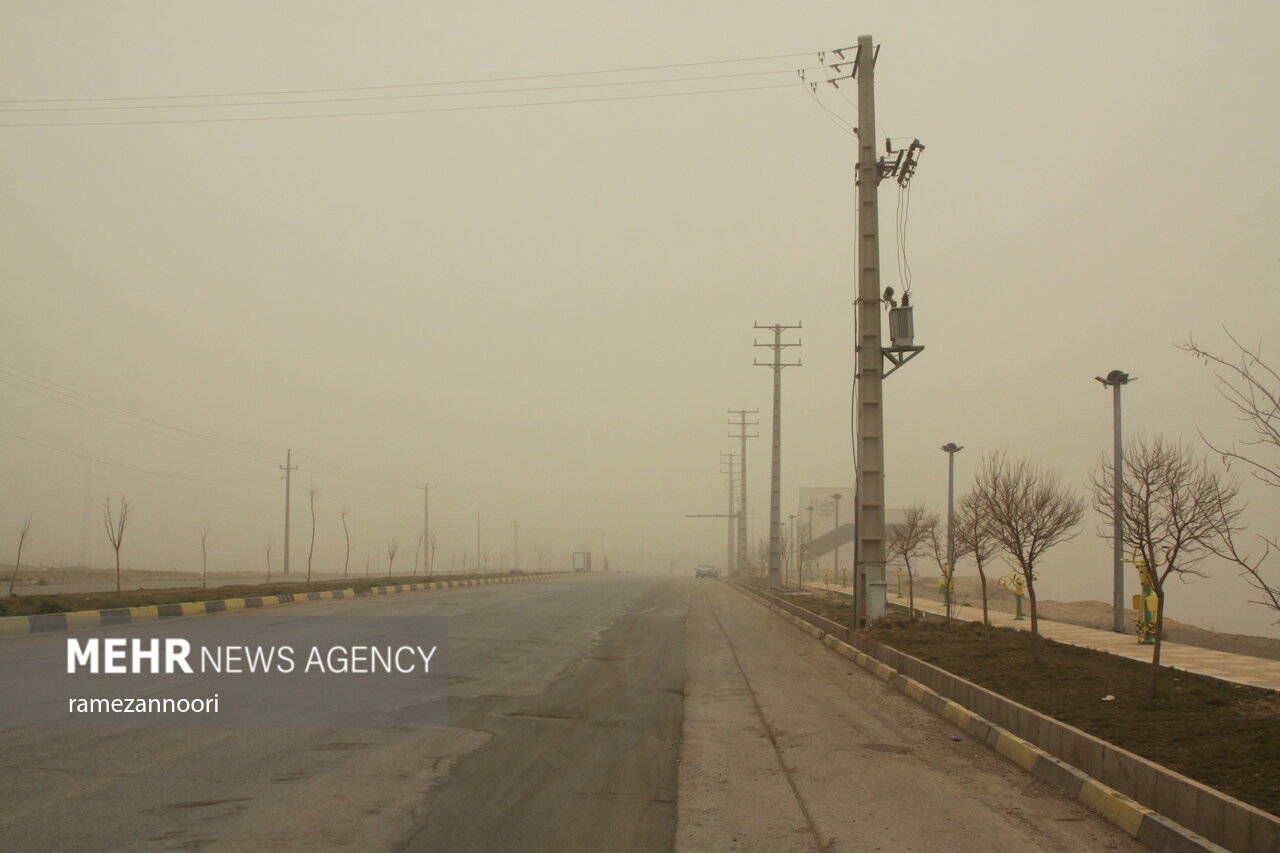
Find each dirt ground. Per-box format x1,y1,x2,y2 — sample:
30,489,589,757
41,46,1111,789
913,574,1280,662
762,582,1280,817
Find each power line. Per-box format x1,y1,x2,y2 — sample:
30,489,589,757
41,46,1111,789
803,82,857,137
0,360,416,492
292,451,418,489
0,374,277,466
0,427,277,483
0,49,819,105
314,490,416,514
1,81,801,128
1,65,824,114
0,361,281,465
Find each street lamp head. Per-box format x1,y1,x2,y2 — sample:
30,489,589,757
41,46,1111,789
941,443,963,454
831,493,843,501
1097,370,1136,386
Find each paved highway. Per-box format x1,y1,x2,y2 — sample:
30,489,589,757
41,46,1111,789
0,575,1145,852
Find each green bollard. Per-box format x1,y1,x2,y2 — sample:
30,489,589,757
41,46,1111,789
1014,593,1024,621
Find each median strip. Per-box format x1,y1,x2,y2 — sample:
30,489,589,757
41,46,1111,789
0,574,561,637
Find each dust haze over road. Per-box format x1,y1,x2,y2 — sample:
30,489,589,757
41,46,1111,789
3,2,1278,639
0,575,1144,852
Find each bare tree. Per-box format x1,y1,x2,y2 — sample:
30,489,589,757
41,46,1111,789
364,553,373,578
265,535,273,582
340,506,351,580
753,537,770,579
1212,507,1278,618
887,504,938,619
103,495,131,594
974,453,1084,665
200,525,210,589
1182,331,1280,488
955,491,1001,640
386,538,399,577
1182,331,1280,619
8,514,32,597
306,482,319,585
927,519,954,621
428,533,438,578
1090,436,1244,696
413,534,423,576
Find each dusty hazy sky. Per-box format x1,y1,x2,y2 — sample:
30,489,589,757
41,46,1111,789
2,1,1277,635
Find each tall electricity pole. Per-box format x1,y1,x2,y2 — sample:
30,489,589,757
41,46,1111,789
728,409,758,576
755,322,802,589
720,452,738,573
512,520,520,571
418,484,435,577
280,450,297,576
476,511,481,569
853,34,888,628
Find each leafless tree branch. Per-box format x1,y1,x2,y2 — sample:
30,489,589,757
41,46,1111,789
956,491,1001,639
887,503,937,620
1181,330,1280,621
1089,435,1241,695
102,495,131,594
8,514,33,597
974,452,1084,664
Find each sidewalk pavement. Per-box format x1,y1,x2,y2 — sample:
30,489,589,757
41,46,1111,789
811,582,1280,692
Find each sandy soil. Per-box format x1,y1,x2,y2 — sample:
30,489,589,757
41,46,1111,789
911,575,1280,662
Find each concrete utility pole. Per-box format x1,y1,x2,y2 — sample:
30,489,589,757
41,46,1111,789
512,521,520,571
755,323,802,589
941,444,963,620
476,511,481,569
721,452,738,572
280,450,297,576
728,409,759,575
418,484,435,576
1096,370,1136,633
853,34,887,628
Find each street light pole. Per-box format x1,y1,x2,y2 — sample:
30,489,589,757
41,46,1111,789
788,513,797,587
831,493,843,586
941,443,963,621
805,503,815,587
1096,370,1136,633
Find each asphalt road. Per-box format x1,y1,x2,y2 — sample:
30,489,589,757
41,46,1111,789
0,575,1147,852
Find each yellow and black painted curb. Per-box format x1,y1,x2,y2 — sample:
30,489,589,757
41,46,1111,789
740,589,1230,853
0,573,561,638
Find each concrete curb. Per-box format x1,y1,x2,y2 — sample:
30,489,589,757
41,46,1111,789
0,573,561,638
736,585,1233,853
